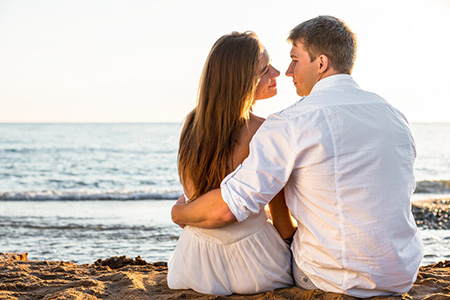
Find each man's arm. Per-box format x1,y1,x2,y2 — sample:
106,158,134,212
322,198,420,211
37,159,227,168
171,188,237,228
172,115,295,229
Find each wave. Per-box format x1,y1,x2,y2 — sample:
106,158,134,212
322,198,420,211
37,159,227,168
4,218,165,233
1,180,449,201
0,189,183,201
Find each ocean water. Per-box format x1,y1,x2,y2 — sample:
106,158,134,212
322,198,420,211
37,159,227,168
0,123,183,200
1,123,450,265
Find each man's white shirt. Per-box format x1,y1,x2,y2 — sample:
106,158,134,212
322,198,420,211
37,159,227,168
221,74,424,297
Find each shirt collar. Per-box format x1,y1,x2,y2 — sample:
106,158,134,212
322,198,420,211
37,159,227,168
309,74,358,95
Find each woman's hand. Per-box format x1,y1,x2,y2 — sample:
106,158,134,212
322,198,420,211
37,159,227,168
268,190,297,240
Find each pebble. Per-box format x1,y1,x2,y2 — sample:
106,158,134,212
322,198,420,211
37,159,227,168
412,199,450,230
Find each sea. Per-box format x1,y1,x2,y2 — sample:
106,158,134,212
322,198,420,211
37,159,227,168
1,123,450,265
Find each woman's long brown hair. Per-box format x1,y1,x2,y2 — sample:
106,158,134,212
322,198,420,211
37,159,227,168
178,31,264,200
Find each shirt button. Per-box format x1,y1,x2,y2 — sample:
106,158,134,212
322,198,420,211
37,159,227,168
302,276,309,283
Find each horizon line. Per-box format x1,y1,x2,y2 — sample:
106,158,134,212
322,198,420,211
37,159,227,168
1,121,449,125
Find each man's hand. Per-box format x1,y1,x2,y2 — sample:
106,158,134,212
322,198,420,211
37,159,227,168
176,194,186,205
171,188,238,229
172,194,187,228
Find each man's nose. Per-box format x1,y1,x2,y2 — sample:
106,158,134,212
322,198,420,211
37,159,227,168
285,62,293,77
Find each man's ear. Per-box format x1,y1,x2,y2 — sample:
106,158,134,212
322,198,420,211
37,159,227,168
318,55,329,74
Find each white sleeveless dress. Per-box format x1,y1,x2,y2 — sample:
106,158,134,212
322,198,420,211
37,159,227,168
167,208,293,295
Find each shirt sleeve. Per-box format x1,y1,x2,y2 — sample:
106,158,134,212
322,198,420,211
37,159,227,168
220,113,297,222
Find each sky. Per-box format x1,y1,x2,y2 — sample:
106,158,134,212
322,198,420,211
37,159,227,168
0,0,449,123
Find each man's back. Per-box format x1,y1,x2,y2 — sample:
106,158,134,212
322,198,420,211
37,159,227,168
280,74,424,296
221,74,423,297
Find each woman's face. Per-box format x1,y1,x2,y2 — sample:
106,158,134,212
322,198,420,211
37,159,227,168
254,50,280,101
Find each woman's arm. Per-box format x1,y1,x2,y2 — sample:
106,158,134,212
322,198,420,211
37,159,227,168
268,190,297,240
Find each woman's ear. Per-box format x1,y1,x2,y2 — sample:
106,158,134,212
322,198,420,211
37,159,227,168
318,55,329,74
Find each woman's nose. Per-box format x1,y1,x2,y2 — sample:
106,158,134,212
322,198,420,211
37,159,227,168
271,66,280,78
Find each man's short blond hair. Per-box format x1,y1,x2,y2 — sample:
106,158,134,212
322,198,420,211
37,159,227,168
288,16,357,74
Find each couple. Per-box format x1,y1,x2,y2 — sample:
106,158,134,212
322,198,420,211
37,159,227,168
168,16,424,298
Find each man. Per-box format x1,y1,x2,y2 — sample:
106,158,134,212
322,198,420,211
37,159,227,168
172,16,423,297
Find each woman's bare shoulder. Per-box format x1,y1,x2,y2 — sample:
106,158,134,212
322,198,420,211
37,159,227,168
248,113,265,136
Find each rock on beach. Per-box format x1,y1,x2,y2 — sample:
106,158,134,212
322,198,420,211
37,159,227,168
412,198,450,230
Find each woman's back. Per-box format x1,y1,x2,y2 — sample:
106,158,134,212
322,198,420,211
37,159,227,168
167,115,293,295
181,114,264,201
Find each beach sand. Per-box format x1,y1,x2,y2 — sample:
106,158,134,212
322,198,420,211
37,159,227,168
1,199,449,300
1,253,450,300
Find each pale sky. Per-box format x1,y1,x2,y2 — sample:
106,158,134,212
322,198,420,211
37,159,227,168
1,0,449,123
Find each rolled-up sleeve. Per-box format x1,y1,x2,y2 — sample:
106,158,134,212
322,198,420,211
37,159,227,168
220,113,296,222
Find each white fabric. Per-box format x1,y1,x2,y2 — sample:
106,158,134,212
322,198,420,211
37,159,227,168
221,74,424,297
293,261,317,290
167,210,293,295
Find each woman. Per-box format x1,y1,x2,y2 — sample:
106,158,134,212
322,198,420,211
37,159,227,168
167,31,296,295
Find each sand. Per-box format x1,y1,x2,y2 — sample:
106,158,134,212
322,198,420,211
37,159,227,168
0,253,449,300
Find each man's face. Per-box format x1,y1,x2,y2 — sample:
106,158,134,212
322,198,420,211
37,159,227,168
285,42,321,97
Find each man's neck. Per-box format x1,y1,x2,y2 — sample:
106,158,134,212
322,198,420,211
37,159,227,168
320,68,343,80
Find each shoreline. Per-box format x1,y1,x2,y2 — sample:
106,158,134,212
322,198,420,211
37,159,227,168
1,253,449,300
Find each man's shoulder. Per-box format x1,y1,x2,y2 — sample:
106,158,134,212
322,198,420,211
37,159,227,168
261,102,325,138
269,96,328,125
